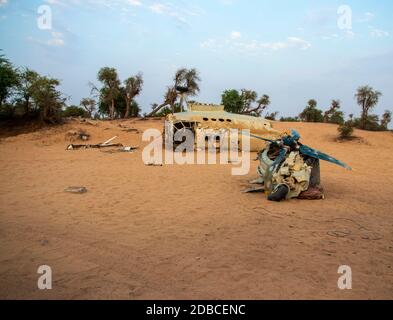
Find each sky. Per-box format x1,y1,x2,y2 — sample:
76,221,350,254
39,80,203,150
0,0,392,119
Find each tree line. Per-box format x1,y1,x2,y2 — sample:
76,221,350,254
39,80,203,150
278,90,391,132
0,53,66,123
0,52,391,132
221,87,391,131
0,52,144,122
0,52,204,122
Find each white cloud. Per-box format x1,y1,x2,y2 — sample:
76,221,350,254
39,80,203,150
321,29,356,41
28,30,65,47
45,0,141,10
200,34,311,54
219,0,235,5
257,37,311,51
48,38,65,46
40,0,200,26
321,33,339,40
344,29,355,39
359,12,375,23
286,37,311,50
0,0,8,7
148,2,199,25
49,31,65,46
149,3,165,14
51,31,63,38
230,31,241,39
200,38,222,51
370,27,389,38
46,0,66,6
127,0,141,6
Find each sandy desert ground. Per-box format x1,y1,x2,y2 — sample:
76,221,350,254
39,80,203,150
0,118,392,300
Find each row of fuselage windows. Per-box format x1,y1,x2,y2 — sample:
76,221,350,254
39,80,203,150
202,118,232,123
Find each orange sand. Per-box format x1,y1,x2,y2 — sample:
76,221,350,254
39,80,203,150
0,119,392,299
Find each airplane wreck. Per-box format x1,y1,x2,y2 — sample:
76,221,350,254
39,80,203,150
165,103,281,152
164,101,351,202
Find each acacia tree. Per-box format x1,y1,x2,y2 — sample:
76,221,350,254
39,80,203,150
243,92,270,116
239,89,257,113
146,68,201,117
323,99,344,124
324,99,339,122
221,89,270,116
80,98,96,118
355,85,382,130
31,76,65,123
0,54,19,106
97,67,120,119
124,73,143,118
16,68,40,115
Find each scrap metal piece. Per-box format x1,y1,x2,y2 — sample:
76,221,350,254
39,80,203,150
100,146,138,154
241,186,265,193
102,136,118,145
245,130,351,201
146,163,163,167
64,186,87,194
249,177,264,185
299,144,352,170
66,143,123,150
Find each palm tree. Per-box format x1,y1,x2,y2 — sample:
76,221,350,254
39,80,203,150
146,68,201,117
97,67,120,119
381,110,392,130
124,73,143,118
175,68,201,112
355,85,382,130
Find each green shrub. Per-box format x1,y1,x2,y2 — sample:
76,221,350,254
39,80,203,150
328,110,344,125
353,114,383,131
63,105,88,118
338,121,354,139
265,111,279,121
299,100,324,122
280,116,300,122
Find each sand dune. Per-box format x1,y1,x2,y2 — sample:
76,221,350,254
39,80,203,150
0,119,392,299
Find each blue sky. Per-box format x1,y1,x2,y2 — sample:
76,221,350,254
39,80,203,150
0,0,392,119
